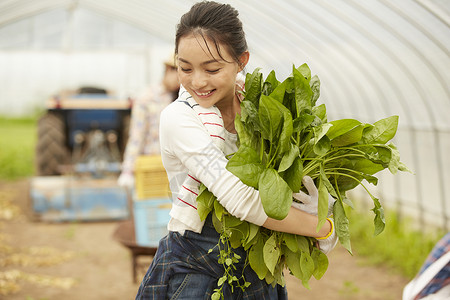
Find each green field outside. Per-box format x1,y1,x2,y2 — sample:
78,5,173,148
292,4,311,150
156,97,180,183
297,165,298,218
0,117,37,180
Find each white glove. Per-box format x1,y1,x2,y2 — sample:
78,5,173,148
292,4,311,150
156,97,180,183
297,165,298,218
118,172,135,189
292,176,335,217
317,218,338,254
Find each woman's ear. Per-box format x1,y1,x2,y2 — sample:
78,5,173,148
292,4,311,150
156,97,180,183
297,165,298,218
238,51,250,72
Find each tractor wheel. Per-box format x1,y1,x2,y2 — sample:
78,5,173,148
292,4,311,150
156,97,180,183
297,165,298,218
35,112,70,175
120,114,131,159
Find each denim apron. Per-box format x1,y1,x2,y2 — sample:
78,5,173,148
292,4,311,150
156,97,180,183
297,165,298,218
135,214,288,299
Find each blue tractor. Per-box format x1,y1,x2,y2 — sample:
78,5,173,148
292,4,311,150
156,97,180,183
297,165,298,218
30,87,132,222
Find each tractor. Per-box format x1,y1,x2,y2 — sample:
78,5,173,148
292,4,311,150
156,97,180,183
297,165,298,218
30,87,133,222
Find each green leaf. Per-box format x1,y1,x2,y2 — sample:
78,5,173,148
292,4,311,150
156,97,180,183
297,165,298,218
259,95,283,142
270,79,286,102
211,210,223,233
218,275,227,286
334,198,352,254
262,70,279,96
371,196,385,235
282,156,303,192
347,156,385,176
293,66,313,113
312,104,327,122
248,223,259,241
211,292,221,300
264,271,275,286
263,234,281,275
326,119,364,147
223,214,243,228
296,235,311,253
259,168,293,220
361,115,398,144
273,258,286,286
249,236,268,280
226,145,264,188
311,248,328,279
317,174,329,231
300,251,314,288
318,169,338,198
235,113,259,150
278,144,299,172
310,75,321,106
313,123,332,144
386,143,402,174
196,186,216,221
278,105,294,154
243,223,260,250
297,63,312,81
326,119,362,140
225,258,232,266
245,68,263,106
240,100,259,124
214,200,224,221
283,233,299,252
313,135,331,156
293,113,315,133
284,247,303,279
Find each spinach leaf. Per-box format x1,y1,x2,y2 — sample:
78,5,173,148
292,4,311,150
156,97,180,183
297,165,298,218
259,168,292,220
259,95,283,143
361,115,398,144
263,233,281,275
245,68,263,107
248,235,268,280
226,145,264,188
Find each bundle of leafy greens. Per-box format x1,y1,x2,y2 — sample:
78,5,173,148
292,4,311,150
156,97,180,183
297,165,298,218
196,64,410,299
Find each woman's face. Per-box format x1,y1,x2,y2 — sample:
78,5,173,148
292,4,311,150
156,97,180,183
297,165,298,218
177,33,248,109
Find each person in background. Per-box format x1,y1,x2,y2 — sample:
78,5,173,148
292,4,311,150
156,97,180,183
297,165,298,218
135,2,337,299
403,232,450,300
118,54,180,189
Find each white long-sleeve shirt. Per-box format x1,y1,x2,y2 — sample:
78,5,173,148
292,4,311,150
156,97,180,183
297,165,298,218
159,89,268,234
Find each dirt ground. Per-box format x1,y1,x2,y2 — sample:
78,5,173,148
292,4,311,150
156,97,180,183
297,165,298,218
0,179,409,300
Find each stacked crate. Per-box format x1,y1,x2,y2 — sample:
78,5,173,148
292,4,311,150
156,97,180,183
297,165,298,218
133,155,171,247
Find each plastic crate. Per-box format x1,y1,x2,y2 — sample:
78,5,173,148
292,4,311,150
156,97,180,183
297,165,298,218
134,155,170,200
133,198,172,247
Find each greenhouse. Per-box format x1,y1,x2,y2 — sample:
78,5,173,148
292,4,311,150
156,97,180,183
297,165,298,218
0,0,449,299
1,0,448,229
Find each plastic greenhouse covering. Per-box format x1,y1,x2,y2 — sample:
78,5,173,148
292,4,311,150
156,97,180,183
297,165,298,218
0,0,449,230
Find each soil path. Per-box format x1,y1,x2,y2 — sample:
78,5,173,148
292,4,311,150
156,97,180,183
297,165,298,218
0,180,409,300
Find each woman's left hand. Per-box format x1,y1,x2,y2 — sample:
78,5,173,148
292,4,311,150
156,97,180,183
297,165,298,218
317,218,339,254
292,176,335,217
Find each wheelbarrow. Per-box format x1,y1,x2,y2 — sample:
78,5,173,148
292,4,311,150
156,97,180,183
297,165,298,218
113,197,171,283
113,219,158,283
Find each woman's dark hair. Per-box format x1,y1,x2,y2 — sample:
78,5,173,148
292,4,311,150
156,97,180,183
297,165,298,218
175,1,248,64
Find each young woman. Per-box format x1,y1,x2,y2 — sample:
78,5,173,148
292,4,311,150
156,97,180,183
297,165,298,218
135,2,337,299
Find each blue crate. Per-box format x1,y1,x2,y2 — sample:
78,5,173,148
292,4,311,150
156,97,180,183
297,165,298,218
133,198,172,247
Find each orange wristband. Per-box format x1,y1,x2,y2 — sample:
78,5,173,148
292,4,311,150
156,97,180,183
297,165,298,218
317,218,333,240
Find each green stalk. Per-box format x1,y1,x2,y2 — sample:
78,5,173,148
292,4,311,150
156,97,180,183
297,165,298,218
260,136,264,162
299,131,313,158
267,142,281,168
324,171,377,200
